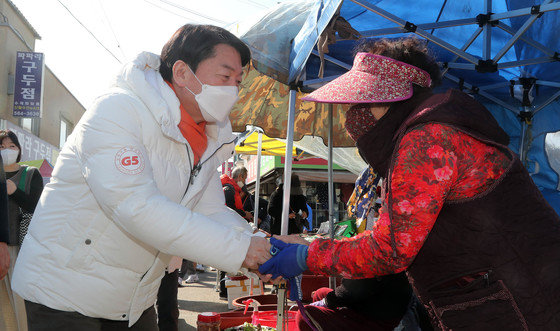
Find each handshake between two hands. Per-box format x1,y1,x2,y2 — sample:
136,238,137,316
242,235,310,284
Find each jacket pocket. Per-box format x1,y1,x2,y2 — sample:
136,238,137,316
428,280,528,331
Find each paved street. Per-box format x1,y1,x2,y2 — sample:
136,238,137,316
177,269,230,330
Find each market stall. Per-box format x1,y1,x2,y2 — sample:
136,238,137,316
225,0,560,329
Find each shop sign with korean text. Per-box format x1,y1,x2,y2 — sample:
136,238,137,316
4,121,59,164
13,51,45,118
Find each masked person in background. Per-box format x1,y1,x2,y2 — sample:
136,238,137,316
12,24,271,330
242,187,269,231
0,152,9,281
222,166,254,223
260,37,560,330
0,130,43,331
0,147,12,330
268,175,308,235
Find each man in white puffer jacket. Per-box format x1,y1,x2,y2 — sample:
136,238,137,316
12,24,271,330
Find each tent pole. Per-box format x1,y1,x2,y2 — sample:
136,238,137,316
441,27,483,77
254,130,263,226
444,72,520,114
277,89,296,331
519,118,527,161
483,0,492,60
496,22,557,57
493,0,552,63
327,103,336,290
280,89,297,236
328,103,335,241
519,106,532,162
490,1,560,21
533,89,560,115
350,0,479,64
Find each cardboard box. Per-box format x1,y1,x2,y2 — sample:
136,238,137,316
225,276,263,309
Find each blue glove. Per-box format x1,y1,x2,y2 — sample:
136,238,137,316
289,274,303,301
258,237,309,279
259,238,309,301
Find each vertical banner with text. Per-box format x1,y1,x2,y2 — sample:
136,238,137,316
13,51,45,118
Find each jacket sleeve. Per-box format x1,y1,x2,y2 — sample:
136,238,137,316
307,124,459,278
73,96,251,273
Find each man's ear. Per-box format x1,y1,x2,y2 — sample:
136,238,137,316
171,60,191,88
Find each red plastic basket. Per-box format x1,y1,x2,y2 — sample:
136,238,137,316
251,310,297,329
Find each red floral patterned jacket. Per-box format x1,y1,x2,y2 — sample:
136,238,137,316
307,123,511,278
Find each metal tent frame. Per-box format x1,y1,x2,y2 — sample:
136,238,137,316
240,2,560,329
291,0,560,183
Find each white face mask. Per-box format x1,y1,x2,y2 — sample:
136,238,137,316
184,66,239,123
1,149,19,166
237,181,245,188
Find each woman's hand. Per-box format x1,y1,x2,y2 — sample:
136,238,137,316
272,234,310,246
6,179,16,195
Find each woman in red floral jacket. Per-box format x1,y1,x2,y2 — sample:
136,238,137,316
260,38,560,330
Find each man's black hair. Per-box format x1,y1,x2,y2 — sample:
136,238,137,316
159,24,251,82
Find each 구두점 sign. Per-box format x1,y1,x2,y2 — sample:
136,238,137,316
13,51,45,118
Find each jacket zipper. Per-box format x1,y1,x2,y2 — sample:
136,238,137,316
181,138,236,201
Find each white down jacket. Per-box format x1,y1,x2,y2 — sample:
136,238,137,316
12,52,254,325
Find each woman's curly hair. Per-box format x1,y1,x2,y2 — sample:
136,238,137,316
354,37,442,88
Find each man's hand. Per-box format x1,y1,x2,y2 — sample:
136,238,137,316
289,212,296,219
241,236,271,270
6,179,16,195
0,242,10,280
273,234,310,246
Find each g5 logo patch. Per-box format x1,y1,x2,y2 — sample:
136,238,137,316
115,147,145,175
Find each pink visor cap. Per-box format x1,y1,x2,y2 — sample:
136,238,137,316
301,53,432,104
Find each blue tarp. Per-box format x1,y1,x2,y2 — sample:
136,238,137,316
241,0,560,213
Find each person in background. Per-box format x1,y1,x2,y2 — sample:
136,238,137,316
241,185,269,230
0,152,9,279
179,259,199,284
268,175,308,235
1,130,43,331
221,166,253,223
0,150,13,330
155,256,182,331
261,37,560,330
12,24,271,330
218,166,255,300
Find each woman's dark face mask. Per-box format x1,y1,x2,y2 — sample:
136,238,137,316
344,104,378,142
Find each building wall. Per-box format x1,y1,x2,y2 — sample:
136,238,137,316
0,0,85,153
39,68,84,146
1,0,36,124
